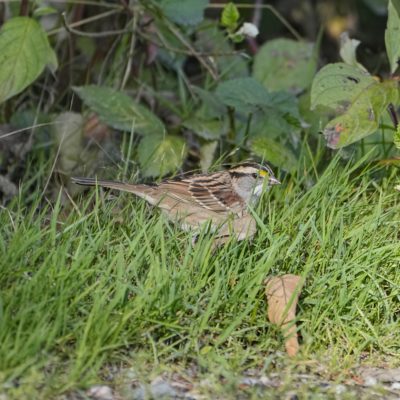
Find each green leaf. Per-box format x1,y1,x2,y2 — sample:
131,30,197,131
250,110,299,140
33,6,58,16
215,78,301,134
0,17,57,104
385,0,400,74
339,32,367,71
73,86,165,135
159,0,209,26
310,63,376,110
221,2,240,30
183,118,225,140
323,80,399,148
192,86,226,118
253,39,316,92
215,77,273,113
137,135,187,177
249,136,297,171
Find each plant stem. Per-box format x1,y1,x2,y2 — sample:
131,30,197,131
227,107,236,141
388,103,399,129
19,0,29,16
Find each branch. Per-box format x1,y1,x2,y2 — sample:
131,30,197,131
19,0,29,16
388,103,399,129
61,12,132,38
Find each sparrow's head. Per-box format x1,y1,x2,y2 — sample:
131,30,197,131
229,162,280,202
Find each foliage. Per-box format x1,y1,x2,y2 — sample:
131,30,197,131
73,85,165,135
0,17,57,103
253,39,317,93
0,0,399,190
311,0,400,149
0,0,320,187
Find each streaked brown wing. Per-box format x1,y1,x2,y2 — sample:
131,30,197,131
189,173,243,215
157,172,243,215
157,179,195,205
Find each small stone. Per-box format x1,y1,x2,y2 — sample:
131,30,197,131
259,376,272,386
240,377,259,386
335,384,346,394
150,378,178,398
364,376,377,387
391,382,400,390
87,385,113,400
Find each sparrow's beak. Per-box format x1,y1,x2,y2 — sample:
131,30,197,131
269,176,281,185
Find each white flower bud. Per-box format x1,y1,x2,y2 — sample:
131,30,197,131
236,22,259,38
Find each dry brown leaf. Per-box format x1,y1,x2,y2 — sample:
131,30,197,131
264,274,304,357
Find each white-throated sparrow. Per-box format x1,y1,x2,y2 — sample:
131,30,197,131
72,163,280,246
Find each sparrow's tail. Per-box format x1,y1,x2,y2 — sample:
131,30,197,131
71,177,151,196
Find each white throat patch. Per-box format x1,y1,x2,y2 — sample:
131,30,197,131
253,182,265,197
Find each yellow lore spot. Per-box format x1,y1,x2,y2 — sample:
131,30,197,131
259,170,269,177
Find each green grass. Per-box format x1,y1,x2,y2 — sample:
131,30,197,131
1,158,400,398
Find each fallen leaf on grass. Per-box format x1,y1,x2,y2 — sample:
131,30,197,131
264,274,304,357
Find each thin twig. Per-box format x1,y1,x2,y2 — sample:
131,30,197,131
162,18,218,80
0,122,63,140
388,103,399,129
64,0,120,6
48,9,121,36
138,29,240,57
227,107,236,141
120,0,134,16
19,0,29,16
121,11,138,89
252,0,262,27
40,127,66,199
62,12,132,38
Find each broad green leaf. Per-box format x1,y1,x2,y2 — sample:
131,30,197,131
215,77,273,113
323,80,399,148
216,78,301,134
339,32,367,71
73,86,165,135
249,136,297,171
221,2,240,30
183,118,225,140
253,39,316,92
0,17,57,104
250,110,300,140
138,135,187,177
159,0,209,26
310,63,376,110
385,0,400,74
192,86,226,118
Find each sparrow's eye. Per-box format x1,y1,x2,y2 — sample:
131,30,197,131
252,173,258,179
